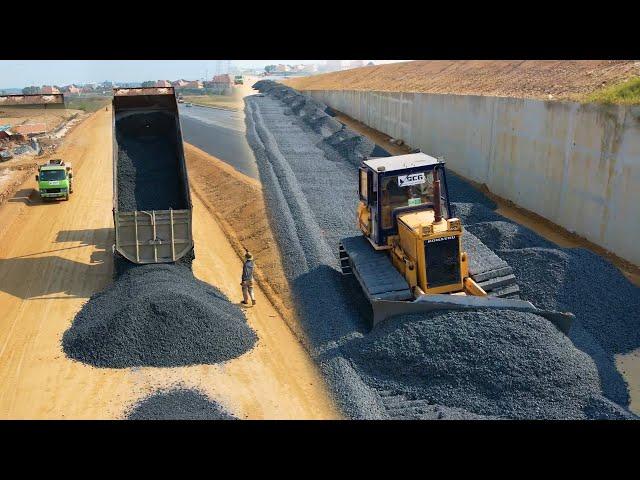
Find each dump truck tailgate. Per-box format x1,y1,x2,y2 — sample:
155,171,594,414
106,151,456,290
114,209,192,264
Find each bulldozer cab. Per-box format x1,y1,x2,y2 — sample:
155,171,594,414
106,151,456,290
359,153,452,247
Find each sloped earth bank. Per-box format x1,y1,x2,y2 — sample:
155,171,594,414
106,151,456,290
284,60,640,102
245,81,640,419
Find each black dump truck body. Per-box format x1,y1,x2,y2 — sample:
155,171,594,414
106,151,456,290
112,87,193,263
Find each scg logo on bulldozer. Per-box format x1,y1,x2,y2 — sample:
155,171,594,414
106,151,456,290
398,173,425,187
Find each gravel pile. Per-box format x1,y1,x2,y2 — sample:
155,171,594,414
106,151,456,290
497,246,640,405
127,388,237,420
343,310,631,419
451,202,505,226
63,263,257,368
446,171,497,210
466,221,557,251
115,111,188,211
246,81,639,419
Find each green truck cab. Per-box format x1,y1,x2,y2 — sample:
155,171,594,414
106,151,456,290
35,159,74,201
234,75,244,85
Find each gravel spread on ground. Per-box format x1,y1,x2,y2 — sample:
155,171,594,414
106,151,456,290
63,261,257,368
245,80,639,420
127,388,237,420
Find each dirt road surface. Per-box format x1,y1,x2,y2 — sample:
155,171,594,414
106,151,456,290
0,108,339,419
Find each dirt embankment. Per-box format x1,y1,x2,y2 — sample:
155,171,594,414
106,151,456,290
0,106,82,132
286,60,640,102
184,143,301,339
0,163,37,205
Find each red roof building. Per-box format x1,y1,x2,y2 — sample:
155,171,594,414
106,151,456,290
64,85,81,94
210,74,233,86
41,86,61,94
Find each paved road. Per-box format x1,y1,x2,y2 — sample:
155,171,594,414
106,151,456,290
178,104,259,180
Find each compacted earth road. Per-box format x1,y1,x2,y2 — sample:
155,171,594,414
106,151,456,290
0,107,339,419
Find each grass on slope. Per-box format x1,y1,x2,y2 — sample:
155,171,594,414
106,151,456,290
583,76,640,105
65,96,111,112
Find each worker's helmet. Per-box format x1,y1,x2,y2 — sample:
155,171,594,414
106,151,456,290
245,250,253,260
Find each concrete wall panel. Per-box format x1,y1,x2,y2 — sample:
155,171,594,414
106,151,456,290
307,90,640,265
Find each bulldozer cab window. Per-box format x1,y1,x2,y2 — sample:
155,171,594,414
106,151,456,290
359,168,368,202
380,173,435,229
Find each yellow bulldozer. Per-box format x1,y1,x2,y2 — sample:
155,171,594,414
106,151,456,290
339,153,573,333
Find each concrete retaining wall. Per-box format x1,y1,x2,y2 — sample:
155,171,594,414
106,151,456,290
306,90,640,265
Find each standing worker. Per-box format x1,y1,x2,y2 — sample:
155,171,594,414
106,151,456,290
241,249,256,306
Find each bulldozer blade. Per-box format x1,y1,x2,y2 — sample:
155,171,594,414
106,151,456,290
371,294,574,335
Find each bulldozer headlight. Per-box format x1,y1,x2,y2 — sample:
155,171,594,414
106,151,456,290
448,219,461,231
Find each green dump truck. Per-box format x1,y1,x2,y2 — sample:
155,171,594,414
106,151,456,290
35,159,73,201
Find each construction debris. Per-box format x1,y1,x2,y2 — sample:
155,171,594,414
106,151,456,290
127,388,237,420
63,263,257,368
246,80,639,419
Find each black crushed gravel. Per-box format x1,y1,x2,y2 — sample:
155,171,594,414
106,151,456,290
115,111,188,211
63,263,257,368
371,144,391,157
446,171,497,210
246,81,639,419
127,388,237,420
497,246,640,406
342,309,630,419
466,221,557,251
451,202,505,225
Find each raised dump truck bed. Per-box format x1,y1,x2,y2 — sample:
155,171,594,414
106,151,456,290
112,87,193,264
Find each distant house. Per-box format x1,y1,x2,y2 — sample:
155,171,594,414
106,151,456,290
64,85,81,95
183,80,203,89
0,125,14,140
205,74,233,95
41,85,61,94
13,123,47,136
155,80,172,87
172,79,189,88
210,74,233,86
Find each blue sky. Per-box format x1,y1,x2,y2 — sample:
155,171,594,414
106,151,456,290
0,60,407,88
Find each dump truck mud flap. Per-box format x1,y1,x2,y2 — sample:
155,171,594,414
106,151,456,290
371,294,574,335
